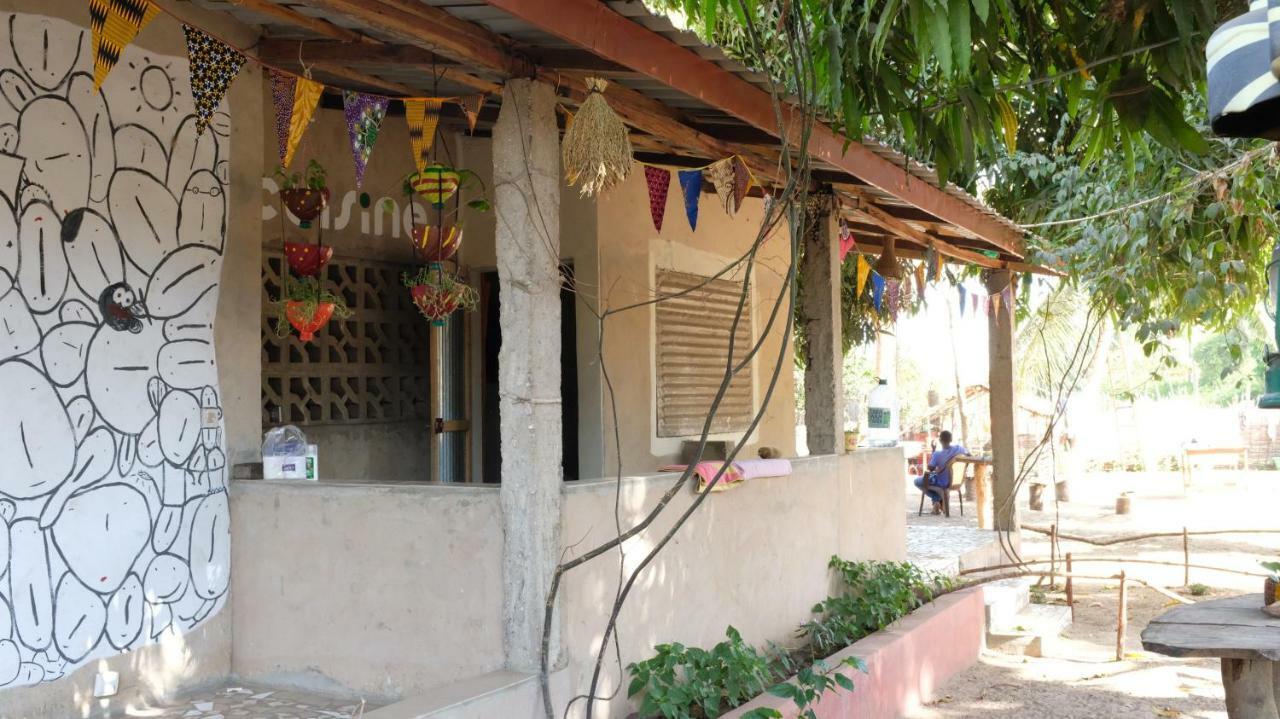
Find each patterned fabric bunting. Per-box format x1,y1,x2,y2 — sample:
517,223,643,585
971,293,979,315
678,169,702,231
990,291,1002,317
269,71,296,163
886,279,900,321
404,98,445,172
871,273,886,313
914,263,926,299
926,246,940,282
460,94,485,133
1002,285,1014,316
855,255,872,297
183,25,244,135
285,76,323,168
90,0,159,90
838,226,856,262
731,155,753,211
342,92,389,188
705,158,735,215
958,285,967,316
644,166,670,233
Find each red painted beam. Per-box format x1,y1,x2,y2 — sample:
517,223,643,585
483,0,1025,258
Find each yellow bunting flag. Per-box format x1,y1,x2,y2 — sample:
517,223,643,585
990,291,1002,317
90,0,159,91
404,98,445,172
914,262,926,298
856,254,872,297
284,77,323,168
460,94,485,134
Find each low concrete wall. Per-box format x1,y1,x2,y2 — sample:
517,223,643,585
725,587,986,719
228,480,506,701
558,449,905,717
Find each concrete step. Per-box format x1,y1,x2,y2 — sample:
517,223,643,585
983,577,1033,627
986,603,1073,658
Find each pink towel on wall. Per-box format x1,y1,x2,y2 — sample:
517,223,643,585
733,458,792,480
659,458,791,492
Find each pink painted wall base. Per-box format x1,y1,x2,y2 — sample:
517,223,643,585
726,587,986,719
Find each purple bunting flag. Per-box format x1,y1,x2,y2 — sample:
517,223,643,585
342,91,390,188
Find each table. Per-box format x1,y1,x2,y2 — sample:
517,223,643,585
1181,446,1246,491
1142,595,1280,718
953,456,992,528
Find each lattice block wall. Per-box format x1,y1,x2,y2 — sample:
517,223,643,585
262,252,430,426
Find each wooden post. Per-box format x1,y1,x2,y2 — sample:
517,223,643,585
974,462,989,529
1050,523,1058,588
987,270,1018,532
1065,553,1075,621
1116,570,1128,662
1183,527,1190,587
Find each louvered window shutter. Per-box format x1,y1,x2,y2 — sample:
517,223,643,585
654,270,754,437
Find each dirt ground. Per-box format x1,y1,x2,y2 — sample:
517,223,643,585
906,469,1280,719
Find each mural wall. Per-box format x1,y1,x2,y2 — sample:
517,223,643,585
0,11,229,689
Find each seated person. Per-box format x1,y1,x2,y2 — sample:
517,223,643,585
914,431,968,515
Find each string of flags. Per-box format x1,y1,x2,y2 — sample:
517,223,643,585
641,156,755,233
91,0,486,184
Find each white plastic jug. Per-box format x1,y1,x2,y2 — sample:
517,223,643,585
864,378,899,447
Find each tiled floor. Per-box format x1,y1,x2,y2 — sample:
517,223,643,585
132,685,376,719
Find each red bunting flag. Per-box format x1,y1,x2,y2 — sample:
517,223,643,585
644,165,670,233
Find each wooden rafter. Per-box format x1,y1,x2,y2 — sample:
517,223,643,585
229,0,369,42
484,0,1026,259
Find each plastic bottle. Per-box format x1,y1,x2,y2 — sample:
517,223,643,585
865,378,899,447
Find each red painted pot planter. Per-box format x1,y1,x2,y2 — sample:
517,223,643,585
283,241,333,277
280,187,330,227
410,225,463,262
285,300,336,341
410,283,461,326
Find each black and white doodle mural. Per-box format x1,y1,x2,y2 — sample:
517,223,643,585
0,12,229,689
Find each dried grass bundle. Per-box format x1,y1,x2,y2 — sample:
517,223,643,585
562,77,632,196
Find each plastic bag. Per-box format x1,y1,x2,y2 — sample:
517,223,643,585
262,425,308,457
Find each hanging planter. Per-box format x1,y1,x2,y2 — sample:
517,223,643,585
404,263,479,326
410,225,463,263
275,160,330,228
272,276,352,342
283,240,333,277
408,163,460,208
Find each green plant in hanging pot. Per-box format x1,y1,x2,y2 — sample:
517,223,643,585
275,159,330,228
272,275,352,342
403,263,479,326
1263,561,1280,616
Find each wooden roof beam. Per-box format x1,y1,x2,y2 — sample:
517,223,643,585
257,37,502,93
484,0,1025,258
230,0,371,42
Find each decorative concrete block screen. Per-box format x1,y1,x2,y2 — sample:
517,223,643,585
654,269,754,437
261,252,429,425
0,13,230,689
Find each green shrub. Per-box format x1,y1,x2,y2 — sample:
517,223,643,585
800,558,953,655
1188,583,1211,597
628,559,948,718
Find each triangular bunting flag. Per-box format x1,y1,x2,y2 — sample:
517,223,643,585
838,227,856,263
460,94,485,134
856,255,872,297
183,25,245,135
404,98,445,172
731,155,753,212
971,294,979,315
678,169,702,231
886,279,900,321
644,165,670,233
90,0,159,91
705,158,735,215
958,285,967,316
285,76,323,168
926,246,941,282
1002,285,1014,316
343,92,390,189
914,263,926,298
990,292,1002,317
269,71,297,164
871,273,886,313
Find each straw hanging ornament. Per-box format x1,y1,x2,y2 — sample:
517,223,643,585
561,77,632,196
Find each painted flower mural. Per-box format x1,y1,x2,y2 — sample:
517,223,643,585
0,12,229,689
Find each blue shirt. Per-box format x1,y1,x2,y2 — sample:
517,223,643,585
928,445,967,488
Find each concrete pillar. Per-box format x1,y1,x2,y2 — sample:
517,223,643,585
800,194,844,455
986,270,1018,532
493,79,563,671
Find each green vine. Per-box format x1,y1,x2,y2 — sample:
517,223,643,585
273,159,327,191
